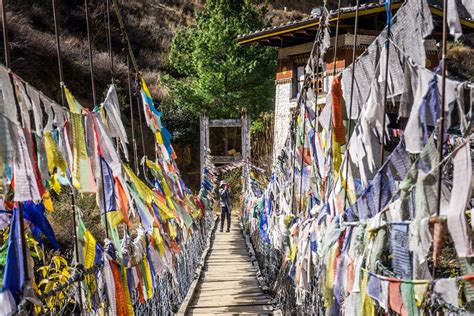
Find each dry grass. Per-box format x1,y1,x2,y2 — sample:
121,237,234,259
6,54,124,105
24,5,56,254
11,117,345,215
4,0,315,107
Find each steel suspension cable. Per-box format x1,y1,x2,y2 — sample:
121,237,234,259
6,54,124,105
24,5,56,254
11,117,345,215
0,0,8,68
84,0,97,106
435,0,449,218
136,79,146,160
52,0,65,106
104,0,120,152
51,0,84,311
329,0,343,199
432,0,449,278
296,10,327,212
330,0,342,80
110,0,147,164
111,0,139,75
127,56,139,173
342,0,360,212
106,0,114,82
84,0,109,238
377,0,392,214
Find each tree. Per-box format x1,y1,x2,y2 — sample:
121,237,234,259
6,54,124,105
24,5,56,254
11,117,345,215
164,0,276,119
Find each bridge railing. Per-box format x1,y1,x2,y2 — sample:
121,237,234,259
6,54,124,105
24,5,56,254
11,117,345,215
133,209,215,315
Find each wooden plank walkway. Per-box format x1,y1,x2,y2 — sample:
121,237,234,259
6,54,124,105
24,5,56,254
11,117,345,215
186,216,276,315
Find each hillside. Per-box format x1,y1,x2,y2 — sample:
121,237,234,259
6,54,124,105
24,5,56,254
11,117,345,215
0,0,328,189
2,0,321,106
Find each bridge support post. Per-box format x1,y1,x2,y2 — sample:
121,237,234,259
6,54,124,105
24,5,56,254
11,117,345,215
200,115,209,179
241,113,250,193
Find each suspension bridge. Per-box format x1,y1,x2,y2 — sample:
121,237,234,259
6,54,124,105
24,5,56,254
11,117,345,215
0,0,472,314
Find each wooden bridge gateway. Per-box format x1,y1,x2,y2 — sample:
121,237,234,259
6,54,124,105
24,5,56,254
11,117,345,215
179,216,280,315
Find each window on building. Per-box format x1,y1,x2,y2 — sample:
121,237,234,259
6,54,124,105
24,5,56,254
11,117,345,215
297,66,305,96
292,65,325,99
292,65,306,99
312,73,324,94
291,61,328,99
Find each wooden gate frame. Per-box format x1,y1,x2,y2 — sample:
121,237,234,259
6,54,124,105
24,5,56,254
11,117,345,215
200,114,250,178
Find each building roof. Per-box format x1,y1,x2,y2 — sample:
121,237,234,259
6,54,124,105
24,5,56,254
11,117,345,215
237,1,474,47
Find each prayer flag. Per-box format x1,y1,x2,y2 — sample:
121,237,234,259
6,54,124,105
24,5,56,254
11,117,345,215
100,157,116,214
2,209,26,304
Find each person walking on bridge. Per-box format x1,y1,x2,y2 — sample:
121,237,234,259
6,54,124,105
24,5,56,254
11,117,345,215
219,180,232,232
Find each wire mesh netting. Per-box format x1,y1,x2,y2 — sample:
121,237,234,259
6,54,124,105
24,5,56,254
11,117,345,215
28,210,215,316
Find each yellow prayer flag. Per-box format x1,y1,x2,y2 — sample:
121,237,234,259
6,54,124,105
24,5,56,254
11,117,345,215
140,79,152,100
155,132,164,145
124,165,155,205
122,267,134,315
49,173,61,194
106,210,124,228
142,254,153,300
42,192,54,212
332,134,342,179
168,221,177,239
360,271,375,316
152,228,165,255
414,283,429,307
84,229,96,269
324,244,338,308
44,132,67,175
64,86,83,114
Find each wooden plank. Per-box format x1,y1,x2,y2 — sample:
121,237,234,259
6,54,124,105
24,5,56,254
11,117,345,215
196,284,263,291
204,267,256,272
187,304,274,314
189,306,273,316
206,259,250,263
204,265,256,271
188,311,273,316
194,288,263,295
212,155,242,164
190,298,271,307
208,118,242,127
196,294,269,301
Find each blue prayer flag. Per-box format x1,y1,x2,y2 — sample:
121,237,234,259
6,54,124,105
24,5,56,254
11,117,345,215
2,209,25,304
100,157,116,213
22,202,59,250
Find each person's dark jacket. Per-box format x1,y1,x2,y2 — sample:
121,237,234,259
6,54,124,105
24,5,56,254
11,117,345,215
219,186,232,211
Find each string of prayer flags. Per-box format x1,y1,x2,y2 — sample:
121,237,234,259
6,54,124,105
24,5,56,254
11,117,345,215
0,65,217,314
242,0,474,314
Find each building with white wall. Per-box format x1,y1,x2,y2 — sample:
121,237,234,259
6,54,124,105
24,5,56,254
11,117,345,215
237,1,462,162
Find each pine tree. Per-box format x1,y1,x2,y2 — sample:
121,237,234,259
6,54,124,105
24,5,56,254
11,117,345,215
164,0,276,119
